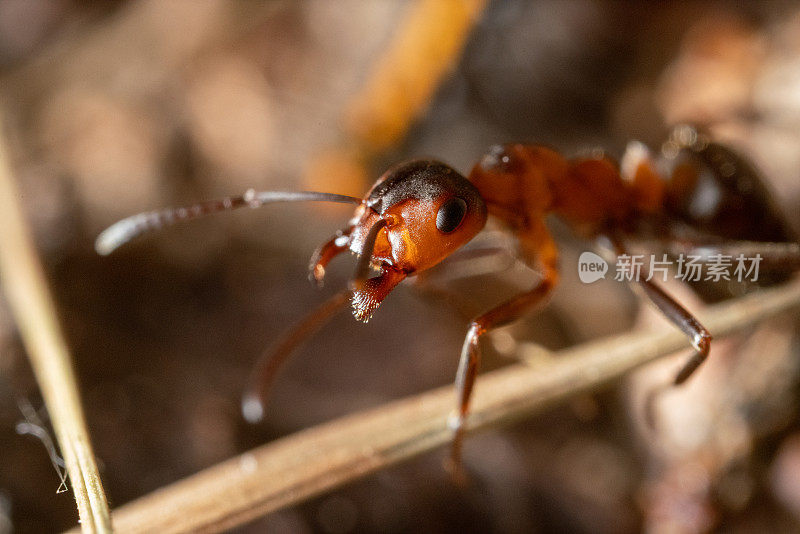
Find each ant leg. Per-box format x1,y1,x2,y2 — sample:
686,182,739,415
242,289,351,423
308,228,353,287
242,226,357,422
425,229,519,282
449,268,558,477
607,234,712,386
243,220,398,422
410,233,520,321
637,278,712,385
448,221,559,476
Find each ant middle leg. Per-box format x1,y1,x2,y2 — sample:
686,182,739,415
449,268,558,477
437,228,519,274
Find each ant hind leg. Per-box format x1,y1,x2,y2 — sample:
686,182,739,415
609,233,713,385
606,234,713,427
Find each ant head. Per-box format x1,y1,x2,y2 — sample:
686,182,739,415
346,160,488,321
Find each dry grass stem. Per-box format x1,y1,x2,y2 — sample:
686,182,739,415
89,277,800,534
0,110,112,533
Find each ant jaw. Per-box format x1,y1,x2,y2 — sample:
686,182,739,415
350,267,407,323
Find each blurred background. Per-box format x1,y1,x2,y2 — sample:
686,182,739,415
2,0,800,532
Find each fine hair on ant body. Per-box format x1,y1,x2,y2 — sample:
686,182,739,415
96,125,799,471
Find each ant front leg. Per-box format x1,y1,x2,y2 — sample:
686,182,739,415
308,228,353,287
449,221,559,476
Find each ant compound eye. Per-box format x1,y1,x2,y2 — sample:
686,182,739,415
436,197,467,234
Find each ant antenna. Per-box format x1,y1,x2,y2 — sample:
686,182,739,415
241,289,351,423
95,189,362,255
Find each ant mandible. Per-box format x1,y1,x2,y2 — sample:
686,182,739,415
96,125,797,470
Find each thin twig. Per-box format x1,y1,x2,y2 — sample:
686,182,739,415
85,277,800,534
0,110,112,533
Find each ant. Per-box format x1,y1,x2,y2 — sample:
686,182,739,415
96,125,798,472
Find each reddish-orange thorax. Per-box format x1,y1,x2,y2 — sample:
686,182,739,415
468,144,665,238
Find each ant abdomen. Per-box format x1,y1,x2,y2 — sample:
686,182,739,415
663,128,795,244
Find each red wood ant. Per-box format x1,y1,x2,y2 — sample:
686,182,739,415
96,125,797,470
